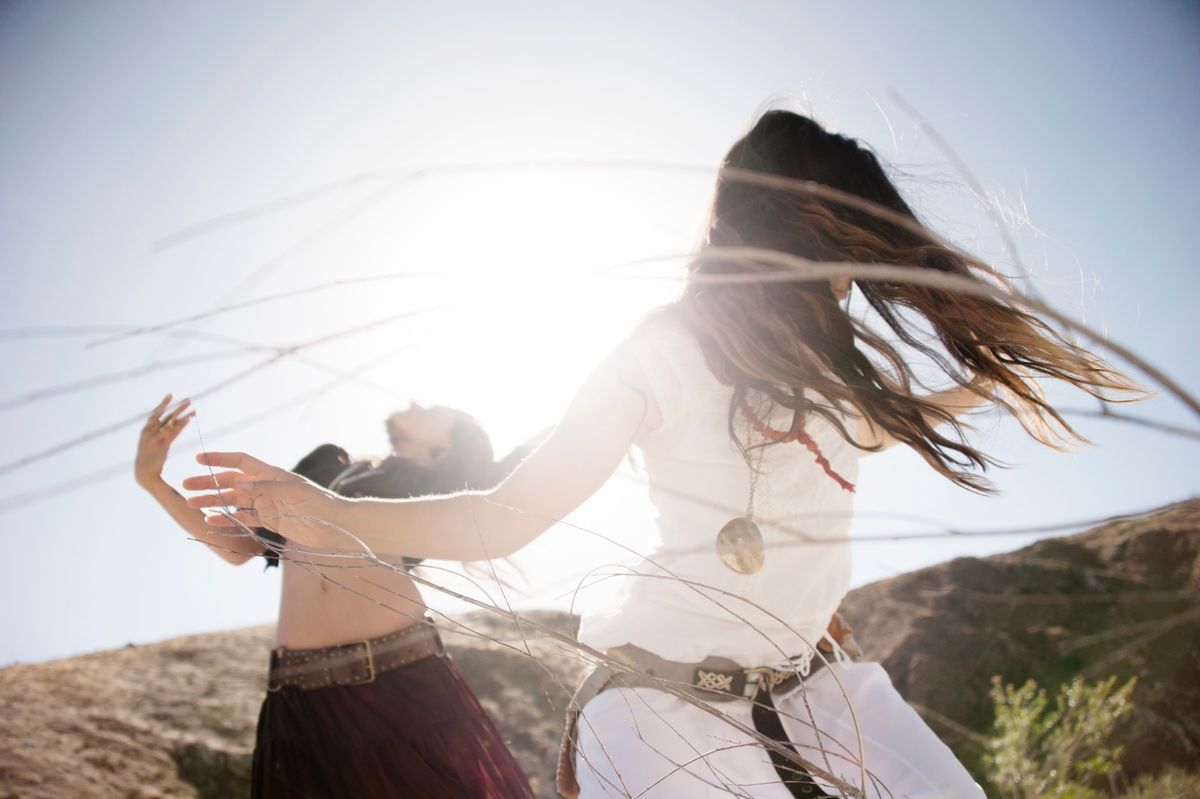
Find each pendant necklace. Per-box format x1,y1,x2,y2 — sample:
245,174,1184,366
715,397,857,575
715,432,767,575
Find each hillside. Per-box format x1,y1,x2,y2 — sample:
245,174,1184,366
838,498,1200,782
1,500,1196,798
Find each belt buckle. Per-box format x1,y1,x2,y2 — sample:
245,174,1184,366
343,639,376,686
743,665,790,695
267,648,284,693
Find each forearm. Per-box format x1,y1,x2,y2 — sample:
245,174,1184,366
331,389,636,561
195,346,651,562
335,488,547,562
141,477,264,564
921,377,994,422
335,428,601,561
860,376,995,451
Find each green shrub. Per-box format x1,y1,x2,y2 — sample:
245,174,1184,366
984,675,1136,798
1122,768,1200,799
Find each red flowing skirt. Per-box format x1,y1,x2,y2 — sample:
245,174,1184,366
251,652,535,798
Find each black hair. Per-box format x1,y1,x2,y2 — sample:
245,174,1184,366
258,421,530,568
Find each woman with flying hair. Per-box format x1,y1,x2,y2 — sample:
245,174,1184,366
183,110,1139,798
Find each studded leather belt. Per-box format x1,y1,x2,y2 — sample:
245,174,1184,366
555,610,864,799
555,642,841,798
267,621,444,692
602,643,827,701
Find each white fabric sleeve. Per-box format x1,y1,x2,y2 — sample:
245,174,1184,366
623,319,687,429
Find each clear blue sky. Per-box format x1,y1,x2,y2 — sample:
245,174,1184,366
1,1,1197,664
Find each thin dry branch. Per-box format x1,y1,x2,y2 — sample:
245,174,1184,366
886,88,1038,295
0,347,270,413
236,497,872,796
0,303,451,477
0,342,419,513
1053,406,1200,440
669,249,1199,417
255,530,870,796
86,271,443,350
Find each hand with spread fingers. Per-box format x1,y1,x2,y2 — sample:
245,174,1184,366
135,393,196,488
183,452,344,550
135,394,268,565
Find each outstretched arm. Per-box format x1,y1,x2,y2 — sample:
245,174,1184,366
856,375,995,451
185,347,656,561
137,394,266,566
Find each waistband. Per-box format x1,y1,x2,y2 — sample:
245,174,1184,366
603,643,827,702
268,622,444,692
555,613,862,799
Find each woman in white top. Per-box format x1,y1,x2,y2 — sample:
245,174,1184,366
183,110,1138,798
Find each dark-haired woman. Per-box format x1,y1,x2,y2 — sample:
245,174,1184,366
184,110,1137,798
137,396,535,799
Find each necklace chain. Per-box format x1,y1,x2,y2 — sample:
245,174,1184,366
745,440,765,520
718,392,855,577
738,396,856,494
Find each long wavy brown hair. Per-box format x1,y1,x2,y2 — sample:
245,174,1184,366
680,109,1141,491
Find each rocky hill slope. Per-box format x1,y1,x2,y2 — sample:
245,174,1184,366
1,500,1196,798
838,498,1200,784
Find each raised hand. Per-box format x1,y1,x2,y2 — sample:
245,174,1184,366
183,452,345,550
135,394,196,488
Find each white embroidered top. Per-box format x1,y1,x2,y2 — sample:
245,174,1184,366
578,309,860,669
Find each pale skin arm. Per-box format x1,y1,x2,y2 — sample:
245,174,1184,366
833,273,995,450
184,353,994,560
184,348,657,561
137,394,266,566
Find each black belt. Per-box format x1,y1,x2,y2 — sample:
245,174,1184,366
753,684,832,797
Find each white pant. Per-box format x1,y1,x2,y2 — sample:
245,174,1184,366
574,661,984,799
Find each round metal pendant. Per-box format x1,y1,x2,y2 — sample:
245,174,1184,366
715,516,765,575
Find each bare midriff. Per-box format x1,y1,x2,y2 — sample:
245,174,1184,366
274,552,427,650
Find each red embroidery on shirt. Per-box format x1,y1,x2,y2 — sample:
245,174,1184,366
738,397,856,493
